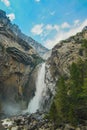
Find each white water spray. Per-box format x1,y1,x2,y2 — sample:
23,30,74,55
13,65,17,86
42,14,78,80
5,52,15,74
27,63,46,113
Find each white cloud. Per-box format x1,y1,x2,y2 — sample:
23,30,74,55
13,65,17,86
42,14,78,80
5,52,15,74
74,19,80,26
61,22,70,29
7,13,15,21
31,24,44,35
54,25,59,31
35,0,40,2
45,24,59,32
45,24,53,30
31,24,59,36
1,0,10,7
41,24,59,39
44,19,87,49
31,20,87,49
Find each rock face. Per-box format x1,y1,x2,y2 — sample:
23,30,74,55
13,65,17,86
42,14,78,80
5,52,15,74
42,50,52,60
1,112,53,130
0,9,48,56
0,10,43,115
48,28,87,79
11,25,49,57
43,27,87,110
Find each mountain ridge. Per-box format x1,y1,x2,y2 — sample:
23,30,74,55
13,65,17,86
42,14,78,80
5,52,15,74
0,9,48,56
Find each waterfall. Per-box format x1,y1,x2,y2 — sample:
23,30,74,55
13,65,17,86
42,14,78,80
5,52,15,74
27,63,46,113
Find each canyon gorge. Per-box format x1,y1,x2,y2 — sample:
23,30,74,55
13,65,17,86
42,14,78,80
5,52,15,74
0,9,87,130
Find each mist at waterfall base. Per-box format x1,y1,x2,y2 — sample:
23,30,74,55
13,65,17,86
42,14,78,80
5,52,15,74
2,102,21,116
2,63,47,116
26,63,46,113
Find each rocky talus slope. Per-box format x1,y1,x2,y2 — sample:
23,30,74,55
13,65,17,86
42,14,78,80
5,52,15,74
0,10,43,115
1,112,87,130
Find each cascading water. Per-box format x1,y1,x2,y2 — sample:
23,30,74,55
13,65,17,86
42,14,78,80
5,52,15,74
27,63,46,113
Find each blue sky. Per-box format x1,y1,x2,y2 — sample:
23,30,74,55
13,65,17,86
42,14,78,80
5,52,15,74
0,0,87,49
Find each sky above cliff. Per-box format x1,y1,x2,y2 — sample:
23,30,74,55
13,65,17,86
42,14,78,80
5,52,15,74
0,0,87,49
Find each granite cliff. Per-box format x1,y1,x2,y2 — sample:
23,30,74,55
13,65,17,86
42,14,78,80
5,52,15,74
41,26,87,111
47,26,87,79
11,25,49,57
0,10,44,115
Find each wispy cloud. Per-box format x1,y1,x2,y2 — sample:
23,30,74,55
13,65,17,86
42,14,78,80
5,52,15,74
7,13,15,21
31,24,59,36
45,24,59,31
31,24,44,35
35,0,40,2
50,11,55,16
44,19,87,49
61,22,70,29
74,19,80,26
1,0,10,7
31,20,87,49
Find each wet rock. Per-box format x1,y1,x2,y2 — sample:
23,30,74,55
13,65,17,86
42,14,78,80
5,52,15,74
76,128,81,130
0,121,6,130
11,126,19,130
1,112,87,130
64,124,75,130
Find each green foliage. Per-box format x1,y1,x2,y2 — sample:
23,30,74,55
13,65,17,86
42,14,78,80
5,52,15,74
55,77,68,119
49,101,58,121
49,59,87,125
49,77,69,125
81,39,87,55
82,39,87,48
